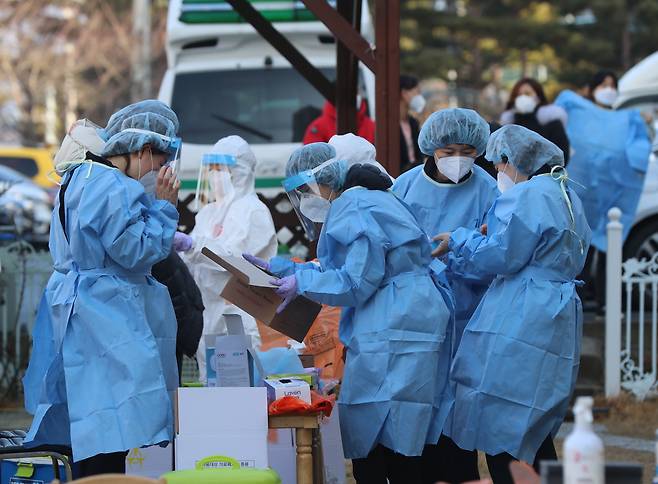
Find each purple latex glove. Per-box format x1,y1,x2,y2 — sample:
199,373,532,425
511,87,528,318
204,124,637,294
173,231,194,252
243,253,270,272
271,275,298,313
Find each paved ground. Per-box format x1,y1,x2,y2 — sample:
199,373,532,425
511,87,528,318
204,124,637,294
1,406,655,483
0,406,31,430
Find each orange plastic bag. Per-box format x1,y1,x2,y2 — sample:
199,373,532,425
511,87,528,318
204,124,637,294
268,391,335,417
257,302,344,379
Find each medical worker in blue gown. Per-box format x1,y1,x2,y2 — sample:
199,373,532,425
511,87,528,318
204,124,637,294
555,71,651,308
22,100,182,476
393,107,498,483
244,143,454,484
433,125,592,484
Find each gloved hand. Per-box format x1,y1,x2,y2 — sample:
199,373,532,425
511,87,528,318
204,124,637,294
173,231,194,252
271,275,298,313
431,232,451,258
243,253,270,272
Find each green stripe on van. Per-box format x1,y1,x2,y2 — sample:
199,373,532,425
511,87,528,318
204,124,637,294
179,0,321,24
180,177,284,190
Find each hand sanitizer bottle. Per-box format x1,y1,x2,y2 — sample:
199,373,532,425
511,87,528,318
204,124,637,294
564,396,604,484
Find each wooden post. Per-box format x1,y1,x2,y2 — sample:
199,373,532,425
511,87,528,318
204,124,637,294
374,0,400,177
336,0,358,135
295,427,314,484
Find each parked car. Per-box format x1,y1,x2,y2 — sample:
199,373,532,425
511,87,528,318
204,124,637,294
0,165,52,246
0,146,57,189
615,51,658,261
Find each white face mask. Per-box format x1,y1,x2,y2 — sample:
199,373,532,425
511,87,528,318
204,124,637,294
594,87,618,107
435,155,475,184
409,94,426,114
497,171,516,193
209,170,234,204
300,193,331,223
139,171,157,195
514,94,538,114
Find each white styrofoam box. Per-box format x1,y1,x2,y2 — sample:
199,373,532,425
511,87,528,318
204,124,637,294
320,408,346,484
175,433,268,470
176,387,269,471
126,445,173,478
177,387,268,435
266,409,347,484
267,429,296,484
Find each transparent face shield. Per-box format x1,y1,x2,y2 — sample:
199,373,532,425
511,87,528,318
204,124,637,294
195,153,237,209
120,128,182,177
282,158,338,241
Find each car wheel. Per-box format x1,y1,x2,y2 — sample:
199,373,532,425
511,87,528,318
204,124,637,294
623,217,658,308
624,217,658,262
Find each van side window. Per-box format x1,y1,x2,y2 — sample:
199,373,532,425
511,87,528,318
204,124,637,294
0,157,39,178
171,67,335,145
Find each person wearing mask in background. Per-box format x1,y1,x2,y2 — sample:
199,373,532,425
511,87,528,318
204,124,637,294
303,97,376,145
177,135,277,382
433,125,591,484
555,70,651,310
23,101,181,476
500,78,570,165
244,143,454,484
393,108,497,483
399,75,426,173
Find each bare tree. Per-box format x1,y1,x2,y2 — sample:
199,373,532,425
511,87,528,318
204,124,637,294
0,0,167,145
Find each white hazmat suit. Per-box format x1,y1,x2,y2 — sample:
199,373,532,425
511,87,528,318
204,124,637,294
181,135,278,381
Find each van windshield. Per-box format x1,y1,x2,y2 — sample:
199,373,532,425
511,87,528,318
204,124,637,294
171,67,335,145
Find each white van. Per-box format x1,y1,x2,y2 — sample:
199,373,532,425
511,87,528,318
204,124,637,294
616,51,658,260
158,0,375,200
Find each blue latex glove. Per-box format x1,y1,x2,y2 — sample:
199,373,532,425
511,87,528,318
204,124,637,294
173,231,193,252
243,253,270,272
271,275,298,313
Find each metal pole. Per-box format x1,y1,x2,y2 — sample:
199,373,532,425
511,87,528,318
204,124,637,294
132,0,151,101
605,207,623,397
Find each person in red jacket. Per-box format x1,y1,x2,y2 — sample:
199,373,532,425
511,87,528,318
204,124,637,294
303,99,376,144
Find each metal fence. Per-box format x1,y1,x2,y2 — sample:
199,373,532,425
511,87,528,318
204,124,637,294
0,241,52,402
605,207,658,400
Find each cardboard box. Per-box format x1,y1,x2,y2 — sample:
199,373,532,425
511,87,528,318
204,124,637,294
265,378,311,405
321,408,346,484
266,411,347,484
267,429,296,484
126,445,173,478
202,248,321,342
176,387,268,470
214,334,254,387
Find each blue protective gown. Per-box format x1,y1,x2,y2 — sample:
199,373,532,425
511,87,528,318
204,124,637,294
555,90,651,251
270,187,454,459
22,162,179,461
393,164,499,352
441,175,592,462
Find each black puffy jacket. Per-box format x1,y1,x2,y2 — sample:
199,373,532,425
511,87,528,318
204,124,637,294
152,251,204,383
